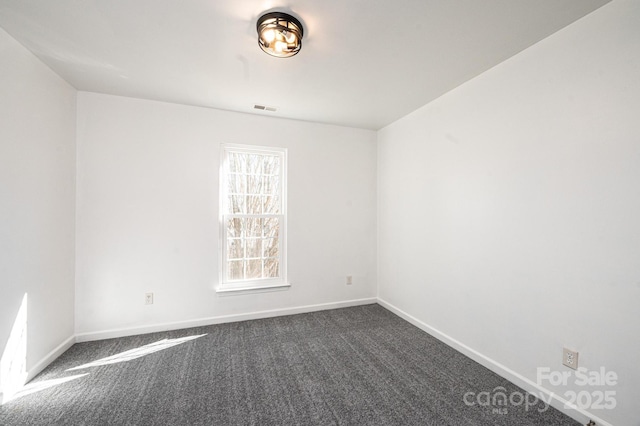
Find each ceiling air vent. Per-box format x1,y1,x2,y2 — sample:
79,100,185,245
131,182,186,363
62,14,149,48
254,104,277,112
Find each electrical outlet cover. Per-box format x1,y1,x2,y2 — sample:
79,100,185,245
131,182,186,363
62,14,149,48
562,347,579,370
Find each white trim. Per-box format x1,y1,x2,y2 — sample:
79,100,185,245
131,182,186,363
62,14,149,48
75,297,377,343
221,143,287,155
216,282,291,294
26,335,76,382
376,298,613,426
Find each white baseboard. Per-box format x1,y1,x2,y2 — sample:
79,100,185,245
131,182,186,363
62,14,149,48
376,298,612,426
27,335,75,383
75,297,377,343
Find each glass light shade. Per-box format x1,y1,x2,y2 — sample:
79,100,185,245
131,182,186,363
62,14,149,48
257,12,304,58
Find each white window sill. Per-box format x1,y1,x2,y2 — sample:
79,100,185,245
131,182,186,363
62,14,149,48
215,282,291,295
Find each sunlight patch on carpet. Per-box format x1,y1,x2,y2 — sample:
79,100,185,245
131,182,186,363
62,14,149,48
67,334,207,371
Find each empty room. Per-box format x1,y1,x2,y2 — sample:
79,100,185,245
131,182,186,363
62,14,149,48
1,0,638,425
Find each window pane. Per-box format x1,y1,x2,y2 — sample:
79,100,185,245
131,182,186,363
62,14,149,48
228,260,243,281
228,153,244,173
264,258,279,278
228,238,243,260
246,195,262,214
246,238,260,258
226,218,242,238
246,154,262,175
246,259,262,279
262,238,278,258
263,217,279,239
262,195,280,214
227,173,246,196
263,155,280,175
245,218,262,236
247,175,261,195
263,175,279,194
230,195,245,214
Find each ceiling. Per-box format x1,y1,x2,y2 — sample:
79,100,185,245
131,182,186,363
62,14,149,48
0,0,609,130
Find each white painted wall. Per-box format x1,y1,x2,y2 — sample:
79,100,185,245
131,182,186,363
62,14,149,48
377,1,639,425
0,27,76,393
75,92,377,336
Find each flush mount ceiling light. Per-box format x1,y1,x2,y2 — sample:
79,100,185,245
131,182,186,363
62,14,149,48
257,12,304,58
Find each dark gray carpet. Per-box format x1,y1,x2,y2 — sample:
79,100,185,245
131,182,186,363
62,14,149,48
0,304,579,425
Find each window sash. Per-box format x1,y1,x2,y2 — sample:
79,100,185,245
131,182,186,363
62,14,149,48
222,213,284,280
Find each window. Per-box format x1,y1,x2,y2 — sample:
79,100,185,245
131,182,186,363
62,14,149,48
218,144,288,292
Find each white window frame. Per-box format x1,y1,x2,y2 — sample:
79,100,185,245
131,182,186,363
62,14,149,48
217,143,289,293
